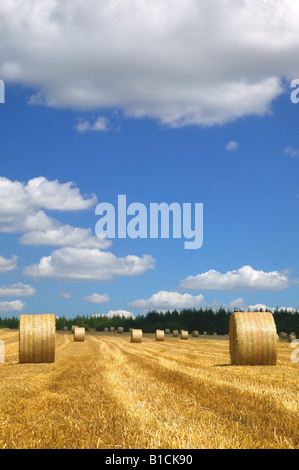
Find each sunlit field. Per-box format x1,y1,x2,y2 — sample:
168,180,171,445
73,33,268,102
0,329,298,449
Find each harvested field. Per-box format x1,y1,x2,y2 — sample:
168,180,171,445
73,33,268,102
0,329,298,449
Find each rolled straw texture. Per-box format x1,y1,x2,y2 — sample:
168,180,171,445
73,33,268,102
180,330,188,340
192,330,199,337
165,329,170,334
104,327,109,332
117,327,124,334
172,330,179,337
19,314,56,363
110,327,115,332
131,329,142,343
155,329,165,341
287,333,296,342
71,325,79,333
74,327,85,342
229,311,277,366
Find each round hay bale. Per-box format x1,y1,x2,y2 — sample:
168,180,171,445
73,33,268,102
74,327,85,342
165,329,170,334
131,329,142,343
287,332,296,342
19,314,56,363
110,326,115,332
180,330,188,340
71,325,79,333
203,331,207,335
172,330,179,337
279,332,287,339
63,326,68,331
192,330,199,337
117,327,124,334
155,329,165,341
104,327,109,332
229,311,277,366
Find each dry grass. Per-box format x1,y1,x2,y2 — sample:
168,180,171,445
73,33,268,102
0,329,298,449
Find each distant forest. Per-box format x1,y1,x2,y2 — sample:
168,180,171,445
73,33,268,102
0,308,298,335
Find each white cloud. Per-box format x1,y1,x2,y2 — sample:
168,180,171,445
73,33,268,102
92,310,134,319
19,224,111,249
23,247,155,281
0,177,96,218
226,141,239,151
83,293,109,304
1,1,299,126
0,282,35,297
75,116,109,133
178,266,292,291
0,176,109,249
59,289,72,299
0,255,18,272
284,146,299,157
128,290,205,311
0,300,25,312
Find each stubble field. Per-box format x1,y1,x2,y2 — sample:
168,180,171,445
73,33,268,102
0,328,298,449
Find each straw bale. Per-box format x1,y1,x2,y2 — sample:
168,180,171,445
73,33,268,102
155,329,165,341
192,330,199,337
287,332,296,342
74,327,85,342
165,329,170,334
71,325,79,333
180,330,188,340
229,311,277,366
117,327,124,334
19,314,56,363
172,330,179,337
110,327,115,332
131,329,142,343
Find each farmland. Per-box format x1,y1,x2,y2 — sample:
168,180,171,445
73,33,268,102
0,329,298,449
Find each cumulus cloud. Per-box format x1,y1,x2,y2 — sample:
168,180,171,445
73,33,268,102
0,282,35,297
284,146,299,157
92,310,134,319
0,255,18,272
23,247,155,281
1,1,299,126
0,176,110,249
59,289,72,299
178,266,292,291
0,177,96,218
83,293,110,304
0,300,25,312
75,116,109,133
19,224,111,249
226,141,239,151
128,290,205,311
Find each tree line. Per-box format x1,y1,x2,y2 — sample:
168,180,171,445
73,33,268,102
0,308,298,335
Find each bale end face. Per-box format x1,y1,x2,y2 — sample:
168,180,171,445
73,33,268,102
19,314,56,364
229,311,277,366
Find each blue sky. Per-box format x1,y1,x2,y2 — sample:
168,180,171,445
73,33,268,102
0,1,298,319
